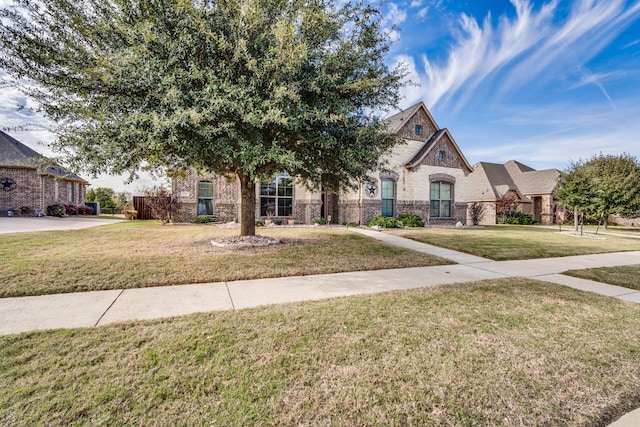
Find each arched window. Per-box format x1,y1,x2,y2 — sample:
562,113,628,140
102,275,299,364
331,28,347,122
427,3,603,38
260,174,293,216
197,181,214,215
381,178,395,217
430,181,452,217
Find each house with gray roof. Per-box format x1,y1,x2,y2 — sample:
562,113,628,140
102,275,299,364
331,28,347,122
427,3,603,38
0,130,88,215
173,101,474,225
466,160,562,225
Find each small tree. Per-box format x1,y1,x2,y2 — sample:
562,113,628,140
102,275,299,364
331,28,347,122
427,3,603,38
555,154,640,230
467,202,486,226
496,191,520,223
143,186,179,224
86,187,117,210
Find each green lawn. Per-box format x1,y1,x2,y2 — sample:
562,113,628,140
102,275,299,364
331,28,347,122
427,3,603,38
0,222,450,298
564,264,640,291
392,225,640,260
1,279,639,426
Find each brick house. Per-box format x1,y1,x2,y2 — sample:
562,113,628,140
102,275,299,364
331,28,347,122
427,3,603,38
173,102,474,225
466,160,562,225
0,130,88,216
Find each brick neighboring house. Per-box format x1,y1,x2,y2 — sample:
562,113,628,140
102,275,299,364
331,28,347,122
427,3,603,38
173,102,474,225
466,160,562,225
0,130,89,216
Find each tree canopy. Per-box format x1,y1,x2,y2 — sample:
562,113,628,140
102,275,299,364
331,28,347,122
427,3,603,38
0,0,405,235
555,153,640,228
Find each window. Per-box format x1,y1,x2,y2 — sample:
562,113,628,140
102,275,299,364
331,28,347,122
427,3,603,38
197,181,214,215
260,175,293,216
67,182,74,203
381,178,395,217
430,182,452,217
438,150,445,160
415,125,422,135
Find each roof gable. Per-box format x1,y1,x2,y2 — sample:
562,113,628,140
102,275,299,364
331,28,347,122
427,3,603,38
404,128,473,173
385,102,440,142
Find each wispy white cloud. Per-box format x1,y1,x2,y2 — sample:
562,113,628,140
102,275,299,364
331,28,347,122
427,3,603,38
397,0,640,110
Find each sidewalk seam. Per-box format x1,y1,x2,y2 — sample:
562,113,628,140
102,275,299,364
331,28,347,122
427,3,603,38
94,289,125,326
225,282,236,310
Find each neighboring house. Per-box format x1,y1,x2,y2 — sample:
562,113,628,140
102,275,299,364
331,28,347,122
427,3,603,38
173,102,474,225
0,130,89,216
466,160,562,225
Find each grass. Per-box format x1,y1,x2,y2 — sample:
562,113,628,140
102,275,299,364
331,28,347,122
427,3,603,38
564,264,640,291
0,222,450,298
1,278,639,426
392,225,640,260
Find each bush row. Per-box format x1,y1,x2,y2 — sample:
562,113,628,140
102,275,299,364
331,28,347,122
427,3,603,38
46,204,94,217
367,213,425,228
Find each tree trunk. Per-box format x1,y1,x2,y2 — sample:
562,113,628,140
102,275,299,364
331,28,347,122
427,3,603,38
574,206,579,232
239,174,256,236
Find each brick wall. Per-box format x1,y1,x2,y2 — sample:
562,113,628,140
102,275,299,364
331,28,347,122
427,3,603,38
0,167,42,212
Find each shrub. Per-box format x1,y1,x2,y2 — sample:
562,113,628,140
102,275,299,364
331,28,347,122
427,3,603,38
314,218,328,225
255,219,265,227
397,213,424,227
192,215,218,224
64,204,78,215
367,215,399,228
467,202,486,226
47,204,65,217
499,212,538,225
78,205,94,215
20,206,34,216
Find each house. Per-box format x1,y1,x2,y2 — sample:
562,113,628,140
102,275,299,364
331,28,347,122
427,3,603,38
0,130,89,216
173,102,474,225
466,160,562,225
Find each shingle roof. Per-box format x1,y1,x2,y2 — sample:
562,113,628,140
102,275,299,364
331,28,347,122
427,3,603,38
467,160,560,202
0,130,88,182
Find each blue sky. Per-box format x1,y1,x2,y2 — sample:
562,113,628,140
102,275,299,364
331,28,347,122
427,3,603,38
1,0,640,193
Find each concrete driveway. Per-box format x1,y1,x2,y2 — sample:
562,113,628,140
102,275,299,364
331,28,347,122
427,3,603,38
0,216,125,234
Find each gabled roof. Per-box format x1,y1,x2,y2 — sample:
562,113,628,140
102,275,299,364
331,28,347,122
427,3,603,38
384,101,440,134
0,130,88,183
467,160,561,202
385,102,473,173
404,128,473,173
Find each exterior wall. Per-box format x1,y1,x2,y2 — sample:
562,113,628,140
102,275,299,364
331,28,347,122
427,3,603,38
173,170,240,223
466,201,497,226
0,167,41,212
173,170,324,224
0,167,86,215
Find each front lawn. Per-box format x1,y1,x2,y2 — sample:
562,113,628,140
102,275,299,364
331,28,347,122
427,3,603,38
392,225,640,260
0,222,450,298
564,264,640,291
1,279,639,426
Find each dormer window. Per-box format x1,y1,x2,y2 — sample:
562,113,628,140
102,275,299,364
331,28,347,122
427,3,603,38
438,150,445,160
415,125,422,135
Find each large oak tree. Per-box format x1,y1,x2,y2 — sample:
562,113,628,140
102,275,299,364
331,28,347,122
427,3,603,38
0,0,404,235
